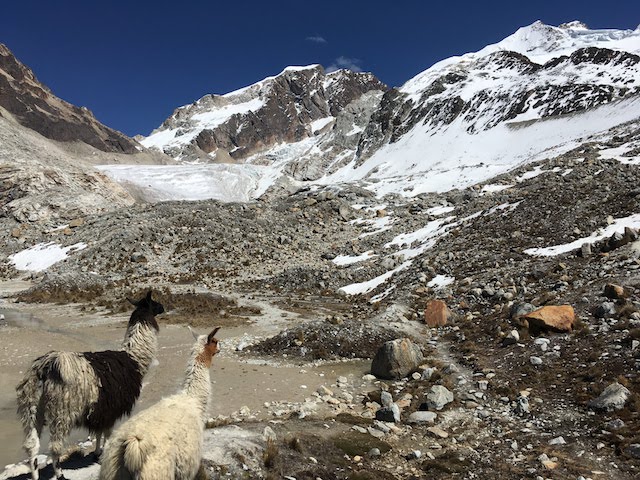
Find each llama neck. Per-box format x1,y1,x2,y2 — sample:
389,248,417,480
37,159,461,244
181,360,212,421
121,323,158,376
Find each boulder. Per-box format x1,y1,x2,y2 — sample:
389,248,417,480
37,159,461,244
522,305,575,333
371,338,424,380
588,382,630,412
424,300,450,327
604,283,626,300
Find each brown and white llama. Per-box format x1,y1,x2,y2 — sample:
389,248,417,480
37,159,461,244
16,290,164,480
99,327,221,480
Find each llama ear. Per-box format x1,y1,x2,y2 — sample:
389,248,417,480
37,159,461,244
208,327,221,343
187,326,199,340
127,297,139,306
146,290,153,301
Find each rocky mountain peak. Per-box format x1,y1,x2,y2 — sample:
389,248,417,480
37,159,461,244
0,43,139,153
559,20,589,30
142,64,388,162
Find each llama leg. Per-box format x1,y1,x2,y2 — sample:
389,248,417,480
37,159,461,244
94,429,110,459
94,432,102,458
49,424,69,480
24,408,44,480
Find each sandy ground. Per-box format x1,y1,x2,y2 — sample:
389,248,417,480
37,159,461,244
0,281,368,470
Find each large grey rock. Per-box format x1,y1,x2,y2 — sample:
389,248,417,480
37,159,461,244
425,385,454,411
371,338,424,380
589,383,630,411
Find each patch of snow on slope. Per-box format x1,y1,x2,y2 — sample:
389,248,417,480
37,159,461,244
427,275,455,288
9,242,87,272
339,261,412,295
352,216,393,238
524,213,640,256
332,251,377,266
426,206,455,216
481,184,514,194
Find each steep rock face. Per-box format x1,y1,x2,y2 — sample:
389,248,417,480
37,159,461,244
0,44,138,153
0,114,135,222
142,65,388,162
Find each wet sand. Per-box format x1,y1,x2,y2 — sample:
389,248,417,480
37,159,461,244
0,281,368,469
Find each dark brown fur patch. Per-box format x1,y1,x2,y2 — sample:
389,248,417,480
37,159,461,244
82,351,143,433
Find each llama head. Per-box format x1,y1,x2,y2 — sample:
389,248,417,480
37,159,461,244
193,327,221,368
127,290,164,331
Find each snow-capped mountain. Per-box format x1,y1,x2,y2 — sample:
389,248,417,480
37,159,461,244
141,65,388,162
128,21,640,201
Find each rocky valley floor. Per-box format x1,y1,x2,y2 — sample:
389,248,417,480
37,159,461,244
2,128,640,479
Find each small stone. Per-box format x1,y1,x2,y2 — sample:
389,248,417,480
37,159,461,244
529,356,543,366
626,444,640,459
425,385,454,411
69,218,85,228
515,395,530,415
421,367,436,380
317,386,333,396
594,302,616,319
581,243,592,257
337,376,348,384
353,455,362,463
411,372,422,380
263,426,277,442
375,403,400,423
380,391,393,407
604,283,626,299
407,411,437,424
426,426,449,438
502,329,519,346
368,448,381,458
408,450,422,459
548,436,566,445
589,382,630,411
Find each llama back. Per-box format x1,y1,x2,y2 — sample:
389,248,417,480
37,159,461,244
16,351,99,430
82,351,143,433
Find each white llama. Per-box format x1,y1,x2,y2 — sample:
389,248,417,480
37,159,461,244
99,326,221,480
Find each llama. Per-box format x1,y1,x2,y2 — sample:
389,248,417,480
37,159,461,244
16,290,163,480
99,326,221,480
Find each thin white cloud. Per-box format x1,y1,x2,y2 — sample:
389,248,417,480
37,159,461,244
326,56,363,73
306,35,327,44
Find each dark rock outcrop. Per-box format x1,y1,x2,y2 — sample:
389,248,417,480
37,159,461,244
0,43,138,153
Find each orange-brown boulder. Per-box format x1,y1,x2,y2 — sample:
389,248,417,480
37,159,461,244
424,300,450,327
522,305,575,333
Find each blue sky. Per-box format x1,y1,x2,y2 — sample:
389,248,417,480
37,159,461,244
2,1,638,136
